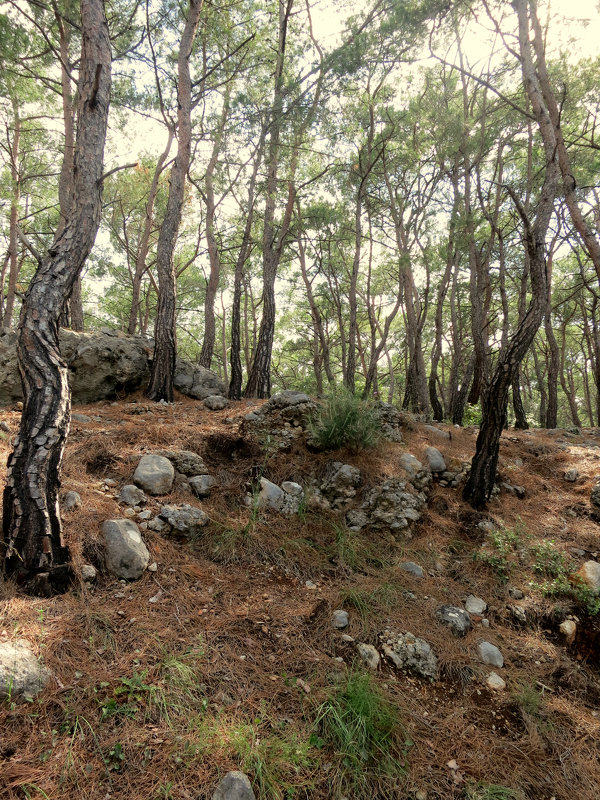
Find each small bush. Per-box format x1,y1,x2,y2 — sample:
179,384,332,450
308,388,382,452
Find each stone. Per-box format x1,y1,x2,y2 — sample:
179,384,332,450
174,360,227,401
372,401,404,442
424,424,450,440
564,469,579,482
123,507,136,518
381,631,438,679
591,482,600,508
486,672,506,691
137,510,152,520
148,517,166,532
133,454,175,495
282,481,303,496
212,771,256,800
147,561,158,572
465,595,487,615
0,420,9,432
189,475,216,498
81,564,97,582
159,504,209,538
346,478,426,534
559,620,577,643
72,413,91,423
332,610,349,629
436,605,471,636
399,561,424,579
508,587,524,600
425,446,446,473
478,641,504,668
102,519,150,580
119,484,147,506
320,462,361,507
398,453,423,476
575,560,600,592
0,641,51,700
62,491,81,511
256,478,284,511
204,395,228,411
357,643,380,670
155,449,208,477
264,390,310,409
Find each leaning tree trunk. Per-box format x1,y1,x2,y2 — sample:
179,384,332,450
2,0,111,595
147,0,203,402
463,0,558,509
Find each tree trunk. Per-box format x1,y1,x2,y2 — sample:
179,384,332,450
512,368,529,429
2,0,111,595
3,109,21,328
147,0,203,401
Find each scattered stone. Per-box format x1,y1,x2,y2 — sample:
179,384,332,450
478,641,504,668
341,634,355,642
204,395,228,411
102,519,150,580
265,390,310,409
357,643,380,671
436,605,471,637
319,462,361,508
332,610,349,629
486,672,506,691
0,641,51,700
123,507,136,518
189,474,216,498
159,504,209,538
564,469,579,482
137,510,152,520
147,517,166,532
305,580,317,590
398,453,423,476
559,620,577,644
155,449,208,477
119,484,147,506
508,604,527,624
591,482,600,508
501,482,526,499
465,595,487,615
574,560,600,592
104,478,118,487
481,618,490,628
147,562,158,572
282,480,303,496
508,587,524,600
424,424,450,440
380,630,438,679
72,413,91,423
399,561,424,579
133,454,175,495
425,446,446,473
212,770,256,800
0,420,9,432
62,491,81,511
81,564,97,582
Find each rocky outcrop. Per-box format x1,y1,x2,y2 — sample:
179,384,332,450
346,477,426,536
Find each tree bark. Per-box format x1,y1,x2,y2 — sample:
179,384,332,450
2,0,111,595
147,0,203,401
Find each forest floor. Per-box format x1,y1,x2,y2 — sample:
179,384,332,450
0,394,599,800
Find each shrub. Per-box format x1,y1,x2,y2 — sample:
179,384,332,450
308,388,382,452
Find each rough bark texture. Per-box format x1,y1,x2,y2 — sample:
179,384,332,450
463,0,558,509
2,0,111,595
147,0,203,402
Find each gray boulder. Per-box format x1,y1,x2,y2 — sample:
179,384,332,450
332,610,349,629
102,519,150,580
425,446,446,473
62,491,81,511
575,560,600,592
133,454,175,495
174,359,227,400
372,402,404,443
347,479,425,535
424,424,450,440
478,641,504,668
212,771,256,800
264,390,310,409
564,468,579,482
399,561,424,578
119,484,147,506
159,503,209,538
380,630,438,679
357,643,380,671
465,595,487,615
320,462,361,508
436,605,471,636
0,640,51,700
253,478,303,515
399,453,423,476
204,395,228,411
155,449,208,477
189,475,216,498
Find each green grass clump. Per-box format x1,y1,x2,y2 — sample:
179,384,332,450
313,672,409,797
465,783,523,800
308,388,382,452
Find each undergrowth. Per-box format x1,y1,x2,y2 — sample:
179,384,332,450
307,388,381,452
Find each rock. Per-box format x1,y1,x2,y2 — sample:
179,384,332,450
133,454,175,495
256,478,284,511
155,449,208,477
0,420,9,432
399,561,424,579
102,519,150,580
381,631,438,679
204,395,228,411
425,446,446,473
508,587,524,600
62,491,81,511
81,564,97,582
147,517,166,532
137,510,152,520
478,641,504,668
174,359,227,400
320,462,361,507
398,453,423,476
436,605,471,636
212,771,256,800
346,478,426,534
486,672,506,691
508,604,527,624
282,481,303,496
264,390,310,409
559,620,577,644
574,560,600,592
119,484,147,506
357,643,380,670
0,329,154,405
591,482,600,508
159,504,209,538
147,561,158,572
564,469,579,482
332,610,349,629
372,401,404,442
465,595,487,615
189,474,216,498
72,413,91,423
0,641,51,700
424,424,451,440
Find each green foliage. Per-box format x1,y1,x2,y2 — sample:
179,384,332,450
465,783,523,800
528,540,600,616
475,521,525,583
313,672,409,797
308,388,382,452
